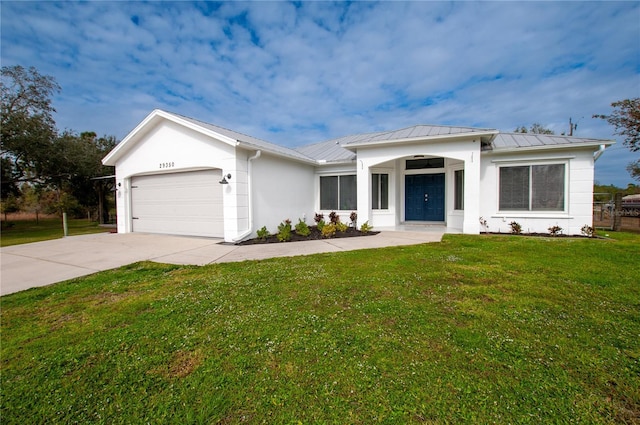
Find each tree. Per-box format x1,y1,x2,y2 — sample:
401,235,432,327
594,98,640,182
1,65,61,198
2,65,117,221
514,123,555,134
47,131,117,221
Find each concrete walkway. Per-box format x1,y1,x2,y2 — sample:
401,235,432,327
0,230,444,296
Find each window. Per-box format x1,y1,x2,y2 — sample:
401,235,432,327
320,175,357,210
454,170,464,210
372,173,389,209
499,164,565,211
406,158,445,170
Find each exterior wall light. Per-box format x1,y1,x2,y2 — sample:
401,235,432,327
219,173,232,184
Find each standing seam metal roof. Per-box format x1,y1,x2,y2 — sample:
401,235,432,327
163,112,612,163
491,133,609,150
171,112,316,163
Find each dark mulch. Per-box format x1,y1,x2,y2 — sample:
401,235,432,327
238,226,379,245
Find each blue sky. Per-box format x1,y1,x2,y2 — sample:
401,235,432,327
2,1,639,186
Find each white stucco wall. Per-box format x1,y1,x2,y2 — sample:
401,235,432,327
479,148,596,235
249,152,316,237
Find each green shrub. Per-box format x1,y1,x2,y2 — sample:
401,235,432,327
349,211,357,228
329,211,340,224
360,221,373,233
321,223,336,238
295,219,311,237
548,225,563,236
509,221,522,235
257,226,270,240
479,217,489,232
581,225,595,237
277,219,292,242
317,219,325,231
335,221,348,233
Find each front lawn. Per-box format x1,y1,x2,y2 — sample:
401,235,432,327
1,234,638,423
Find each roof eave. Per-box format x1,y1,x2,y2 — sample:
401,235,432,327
316,159,357,166
342,130,499,151
485,140,615,154
235,140,317,165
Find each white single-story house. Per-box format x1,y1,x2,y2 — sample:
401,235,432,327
102,109,614,242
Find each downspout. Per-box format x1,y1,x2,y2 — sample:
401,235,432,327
232,150,261,242
593,144,606,162
593,145,607,162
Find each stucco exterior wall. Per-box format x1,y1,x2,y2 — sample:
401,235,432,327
249,152,316,236
479,148,596,235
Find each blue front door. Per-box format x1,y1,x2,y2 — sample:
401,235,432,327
405,173,445,221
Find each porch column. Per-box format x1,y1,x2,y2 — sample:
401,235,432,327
356,159,371,228
463,154,481,234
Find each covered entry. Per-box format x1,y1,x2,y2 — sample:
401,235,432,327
130,169,224,238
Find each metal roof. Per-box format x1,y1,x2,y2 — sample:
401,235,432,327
294,131,387,163
350,124,497,144
170,112,316,163
491,133,611,151
105,109,614,168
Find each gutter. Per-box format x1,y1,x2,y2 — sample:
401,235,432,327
232,150,261,242
593,144,606,162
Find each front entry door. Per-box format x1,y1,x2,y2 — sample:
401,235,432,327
405,173,445,221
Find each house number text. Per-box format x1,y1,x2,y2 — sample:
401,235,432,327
160,162,175,169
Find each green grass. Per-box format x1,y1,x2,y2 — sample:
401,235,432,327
0,218,110,247
1,233,639,424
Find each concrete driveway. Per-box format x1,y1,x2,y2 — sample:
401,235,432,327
1,230,444,296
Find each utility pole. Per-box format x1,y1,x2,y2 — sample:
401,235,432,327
569,117,576,136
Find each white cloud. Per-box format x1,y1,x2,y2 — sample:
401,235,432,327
1,0,638,185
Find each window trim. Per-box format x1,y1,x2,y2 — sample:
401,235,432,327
498,162,567,213
319,174,357,211
454,169,464,211
372,172,389,210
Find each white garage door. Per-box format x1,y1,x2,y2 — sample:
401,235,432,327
131,170,224,238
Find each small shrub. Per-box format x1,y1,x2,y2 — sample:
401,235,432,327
548,225,563,236
509,221,522,235
360,221,373,233
335,221,348,233
317,219,325,231
581,225,595,237
277,219,292,242
257,226,270,240
349,211,357,228
295,219,311,237
314,213,324,224
479,217,489,232
329,211,340,224
321,223,336,238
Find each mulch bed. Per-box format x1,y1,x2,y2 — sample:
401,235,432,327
238,226,379,245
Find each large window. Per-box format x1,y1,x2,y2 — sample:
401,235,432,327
320,175,357,210
372,173,389,209
499,164,565,211
454,169,464,210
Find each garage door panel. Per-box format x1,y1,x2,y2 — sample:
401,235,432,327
131,170,223,238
